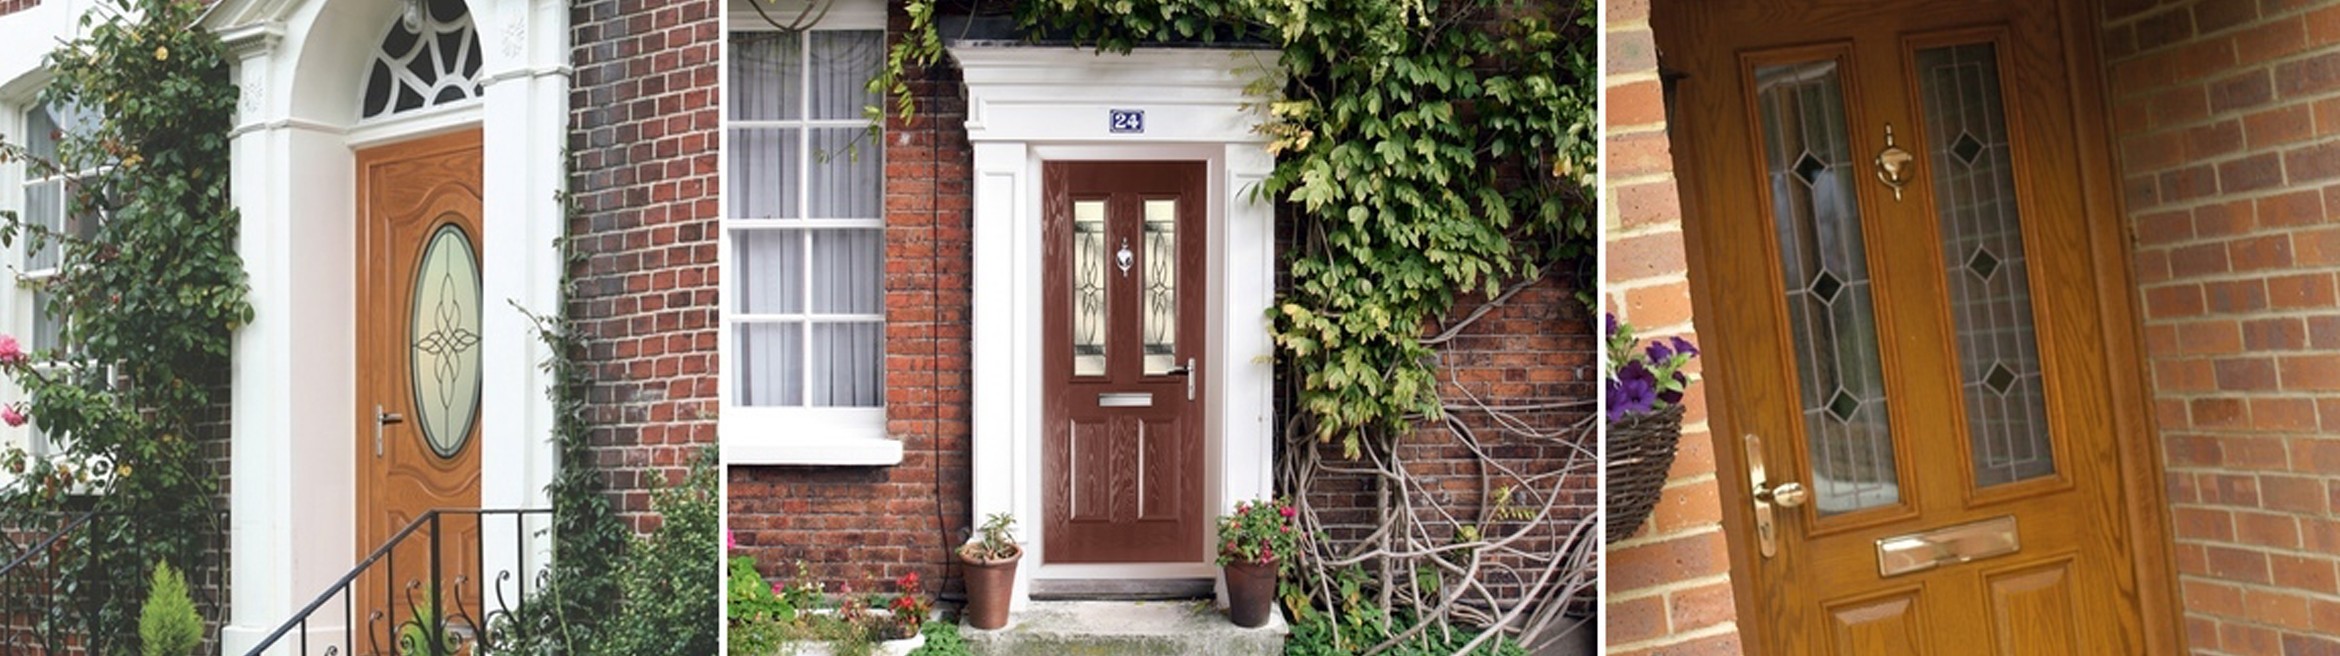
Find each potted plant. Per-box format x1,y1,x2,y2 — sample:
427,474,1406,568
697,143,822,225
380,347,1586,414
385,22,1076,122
1604,313,1699,543
1214,497,1297,628
956,512,1021,630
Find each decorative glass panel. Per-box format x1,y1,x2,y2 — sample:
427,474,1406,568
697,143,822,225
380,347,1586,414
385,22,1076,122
361,0,482,120
1919,43,2056,487
1141,200,1178,375
1072,200,1108,376
737,323,804,406
1756,60,1900,514
408,224,481,459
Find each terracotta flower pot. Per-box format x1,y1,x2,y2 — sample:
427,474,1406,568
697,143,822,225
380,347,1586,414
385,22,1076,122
959,549,1020,630
1222,559,1278,628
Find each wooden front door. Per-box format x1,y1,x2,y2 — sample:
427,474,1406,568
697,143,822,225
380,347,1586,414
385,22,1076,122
1042,161,1208,564
355,130,486,645
1658,0,2174,652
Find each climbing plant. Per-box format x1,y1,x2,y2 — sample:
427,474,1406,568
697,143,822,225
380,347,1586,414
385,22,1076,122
0,0,248,652
856,0,1599,652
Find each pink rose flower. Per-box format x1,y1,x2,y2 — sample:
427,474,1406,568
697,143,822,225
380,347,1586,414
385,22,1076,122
0,335,23,365
3,405,28,428
1279,505,1296,518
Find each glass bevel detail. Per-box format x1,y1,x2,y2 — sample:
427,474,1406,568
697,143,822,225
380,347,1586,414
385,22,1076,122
1756,59,1901,515
1919,42,2057,487
408,223,482,459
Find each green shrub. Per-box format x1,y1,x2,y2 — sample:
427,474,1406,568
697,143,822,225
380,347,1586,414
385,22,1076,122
600,454,720,655
906,621,970,656
137,561,200,656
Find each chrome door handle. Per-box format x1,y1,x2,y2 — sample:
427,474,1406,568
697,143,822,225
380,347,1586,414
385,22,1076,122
374,404,405,457
1164,357,1196,401
1746,434,1807,558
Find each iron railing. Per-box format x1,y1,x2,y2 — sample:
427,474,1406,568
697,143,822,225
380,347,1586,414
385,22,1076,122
241,509,552,656
0,509,229,656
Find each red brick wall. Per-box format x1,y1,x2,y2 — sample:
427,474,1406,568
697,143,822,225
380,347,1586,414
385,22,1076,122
0,0,37,19
2101,0,2340,652
567,0,722,531
723,7,976,597
1600,0,1743,653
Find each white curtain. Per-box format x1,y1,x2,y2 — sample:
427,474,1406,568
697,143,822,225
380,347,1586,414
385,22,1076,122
730,30,884,409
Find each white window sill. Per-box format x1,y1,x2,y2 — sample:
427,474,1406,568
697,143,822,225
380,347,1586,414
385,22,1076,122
720,409,900,466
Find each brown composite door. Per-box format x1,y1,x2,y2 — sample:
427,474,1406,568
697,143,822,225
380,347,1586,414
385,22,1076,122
355,130,486,644
1658,0,2169,653
1042,161,1208,564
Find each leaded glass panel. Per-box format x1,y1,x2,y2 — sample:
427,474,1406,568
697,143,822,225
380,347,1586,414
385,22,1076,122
1141,199,1178,375
1756,59,1901,515
1072,200,1108,376
1918,43,2057,487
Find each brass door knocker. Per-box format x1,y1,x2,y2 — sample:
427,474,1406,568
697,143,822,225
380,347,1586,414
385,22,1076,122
1874,124,1914,201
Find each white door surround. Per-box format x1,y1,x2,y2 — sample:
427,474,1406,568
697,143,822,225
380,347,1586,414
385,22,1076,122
949,44,1281,609
208,0,569,651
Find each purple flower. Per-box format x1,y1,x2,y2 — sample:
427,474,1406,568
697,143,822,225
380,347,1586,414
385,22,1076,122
1605,313,1619,337
1670,336,1698,358
1607,362,1658,420
1658,371,1688,405
1647,340,1673,364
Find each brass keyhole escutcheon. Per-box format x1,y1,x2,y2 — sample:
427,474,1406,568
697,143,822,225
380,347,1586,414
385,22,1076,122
1874,123,1915,201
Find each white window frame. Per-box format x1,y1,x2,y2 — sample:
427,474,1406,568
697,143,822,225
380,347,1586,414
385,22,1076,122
719,0,898,465
5,95,98,460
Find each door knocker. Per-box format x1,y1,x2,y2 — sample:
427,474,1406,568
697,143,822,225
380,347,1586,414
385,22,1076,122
1116,238,1135,277
1874,123,1914,201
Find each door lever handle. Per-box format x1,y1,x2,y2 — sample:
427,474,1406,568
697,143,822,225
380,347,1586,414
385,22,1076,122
374,404,405,457
1165,357,1196,401
1747,434,1808,558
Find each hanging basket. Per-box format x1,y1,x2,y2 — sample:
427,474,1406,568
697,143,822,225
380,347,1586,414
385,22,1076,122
1606,405,1686,543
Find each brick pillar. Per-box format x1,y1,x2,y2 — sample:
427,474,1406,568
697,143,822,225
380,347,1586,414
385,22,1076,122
1601,0,1744,653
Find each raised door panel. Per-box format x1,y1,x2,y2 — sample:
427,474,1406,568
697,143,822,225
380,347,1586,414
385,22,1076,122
1826,593,1925,656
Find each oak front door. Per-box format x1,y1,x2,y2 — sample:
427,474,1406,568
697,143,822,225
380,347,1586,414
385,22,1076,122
1658,0,2170,652
1042,161,1207,564
355,130,486,644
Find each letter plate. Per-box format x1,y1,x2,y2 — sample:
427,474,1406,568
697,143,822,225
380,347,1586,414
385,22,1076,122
1098,392,1154,408
1876,515,2018,577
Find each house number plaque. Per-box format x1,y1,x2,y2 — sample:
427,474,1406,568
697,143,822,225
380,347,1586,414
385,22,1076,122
1110,109,1145,134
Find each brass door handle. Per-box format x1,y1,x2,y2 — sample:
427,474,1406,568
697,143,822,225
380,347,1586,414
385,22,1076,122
1874,123,1914,201
1746,434,1806,558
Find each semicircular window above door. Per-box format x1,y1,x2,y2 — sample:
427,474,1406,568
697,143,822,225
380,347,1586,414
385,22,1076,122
409,221,482,459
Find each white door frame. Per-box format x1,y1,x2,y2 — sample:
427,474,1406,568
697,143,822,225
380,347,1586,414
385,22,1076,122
951,44,1281,610
208,0,569,650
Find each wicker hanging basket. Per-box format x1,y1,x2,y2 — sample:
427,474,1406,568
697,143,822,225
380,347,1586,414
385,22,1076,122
1606,405,1686,543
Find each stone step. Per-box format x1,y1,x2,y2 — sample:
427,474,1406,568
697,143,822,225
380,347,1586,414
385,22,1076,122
962,600,1287,656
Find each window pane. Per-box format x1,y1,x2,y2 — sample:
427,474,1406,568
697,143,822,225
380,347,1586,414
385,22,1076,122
810,229,881,314
809,31,881,120
24,181,59,272
730,128,801,219
1141,200,1178,375
1756,59,1900,515
736,323,804,406
735,229,804,314
808,128,879,219
31,289,58,353
1919,43,2056,487
811,322,882,407
1072,200,1107,377
728,31,802,121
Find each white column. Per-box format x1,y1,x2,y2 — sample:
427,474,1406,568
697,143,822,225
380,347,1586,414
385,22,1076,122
222,22,362,653
1220,143,1276,508
475,0,567,602
968,140,1030,609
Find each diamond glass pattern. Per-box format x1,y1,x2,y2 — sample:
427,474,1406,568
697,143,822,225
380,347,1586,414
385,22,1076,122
1920,43,2057,487
1756,59,1901,514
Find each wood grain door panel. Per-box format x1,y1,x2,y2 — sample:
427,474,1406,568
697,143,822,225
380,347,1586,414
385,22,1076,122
355,130,486,645
1043,161,1207,565
1656,0,2164,652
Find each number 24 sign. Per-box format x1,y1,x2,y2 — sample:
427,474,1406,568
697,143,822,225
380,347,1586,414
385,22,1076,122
1110,109,1145,134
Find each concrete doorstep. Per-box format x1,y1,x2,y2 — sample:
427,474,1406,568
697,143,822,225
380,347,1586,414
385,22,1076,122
961,600,1288,656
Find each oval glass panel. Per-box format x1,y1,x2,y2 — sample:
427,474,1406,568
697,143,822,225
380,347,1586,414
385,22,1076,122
410,222,482,459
